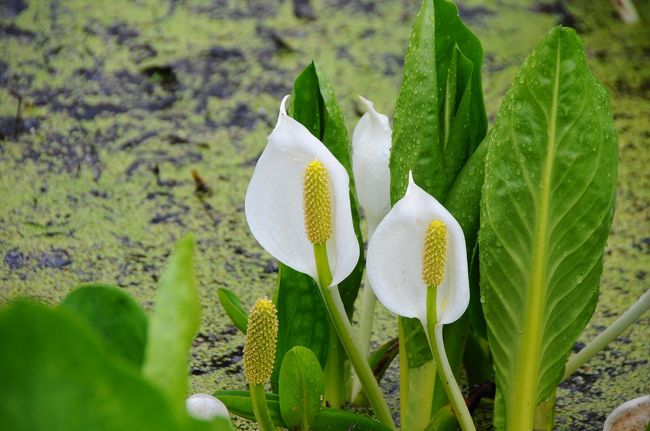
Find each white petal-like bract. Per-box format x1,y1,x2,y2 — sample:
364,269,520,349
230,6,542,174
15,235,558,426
352,96,392,232
245,96,360,286
367,173,469,326
186,393,229,421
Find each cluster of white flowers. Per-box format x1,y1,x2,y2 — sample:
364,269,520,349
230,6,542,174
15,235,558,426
245,96,469,328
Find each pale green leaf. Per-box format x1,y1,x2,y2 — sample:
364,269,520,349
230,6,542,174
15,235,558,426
390,0,486,203
279,346,324,430
480,27,617,430
143,234,200,420
59,284,148,368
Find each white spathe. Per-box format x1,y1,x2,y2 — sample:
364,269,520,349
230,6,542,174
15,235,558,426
352,96,392,233
367,173,469,326
186,393,229,421
245,96,360,286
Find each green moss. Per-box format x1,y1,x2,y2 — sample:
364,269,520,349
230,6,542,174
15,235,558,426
1,0,648,429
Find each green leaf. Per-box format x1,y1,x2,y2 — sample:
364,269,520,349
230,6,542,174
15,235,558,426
390,1,488,417
59,283,148,368
143,234,200,420
0,301,183,431
279,346,324,430
311,409,392,431
213,390,285,427
480,27,618,430
217,288,248,333
390,0,486,204
271,265,329,391
289,61,365,317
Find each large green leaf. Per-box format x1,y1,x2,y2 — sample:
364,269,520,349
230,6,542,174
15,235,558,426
279,346,324,430
480,27,617,430
59,283,148,368
390,0,486,204
143,234,200,420
271,265,329,391
0,301,182,431
389,0,488,420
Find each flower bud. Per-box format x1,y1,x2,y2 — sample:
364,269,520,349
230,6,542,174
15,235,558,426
243,298,278,385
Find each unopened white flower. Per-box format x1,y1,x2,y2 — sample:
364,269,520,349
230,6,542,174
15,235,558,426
366,172,469,327
352,96,392,232
186,393,229,421
245,96,360,286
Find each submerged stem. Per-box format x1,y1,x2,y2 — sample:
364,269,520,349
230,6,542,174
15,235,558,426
425,290,476,431
313,243,396,430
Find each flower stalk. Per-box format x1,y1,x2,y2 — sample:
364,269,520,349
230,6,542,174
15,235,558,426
426,291,475,431
301,154,393,427
312,241,396,429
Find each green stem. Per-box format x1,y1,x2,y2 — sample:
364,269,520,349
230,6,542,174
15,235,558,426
313,243,396,430
563,289,650,380
426,289,475,431
357,276,377,359
351,272,377,402
250,383,277,431
323,322,346,407
352,223,379,403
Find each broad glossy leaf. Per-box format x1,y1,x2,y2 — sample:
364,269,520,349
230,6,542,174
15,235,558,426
0,301,183,431
271,265,329,392
217,288,248,333
390,0,486,203
143,234,200,420
390,0,488,419
279,346,324,430
480,27,617,430
213,390,284,427
59,283,148,368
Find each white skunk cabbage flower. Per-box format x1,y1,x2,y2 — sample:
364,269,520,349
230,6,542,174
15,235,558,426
367,173,469,327
352,96,392,233
245,96,359,287
186,393,229,421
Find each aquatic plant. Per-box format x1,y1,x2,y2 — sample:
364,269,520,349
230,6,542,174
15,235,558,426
1,0,648,430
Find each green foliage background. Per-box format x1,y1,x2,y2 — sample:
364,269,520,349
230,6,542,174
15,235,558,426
0,0,648,429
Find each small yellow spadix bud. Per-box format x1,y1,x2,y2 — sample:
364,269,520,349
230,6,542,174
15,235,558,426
243,298,278,385
303,160,332,245
422,220,447,288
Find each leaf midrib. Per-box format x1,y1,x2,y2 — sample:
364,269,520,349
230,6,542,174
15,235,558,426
509,36,562,429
